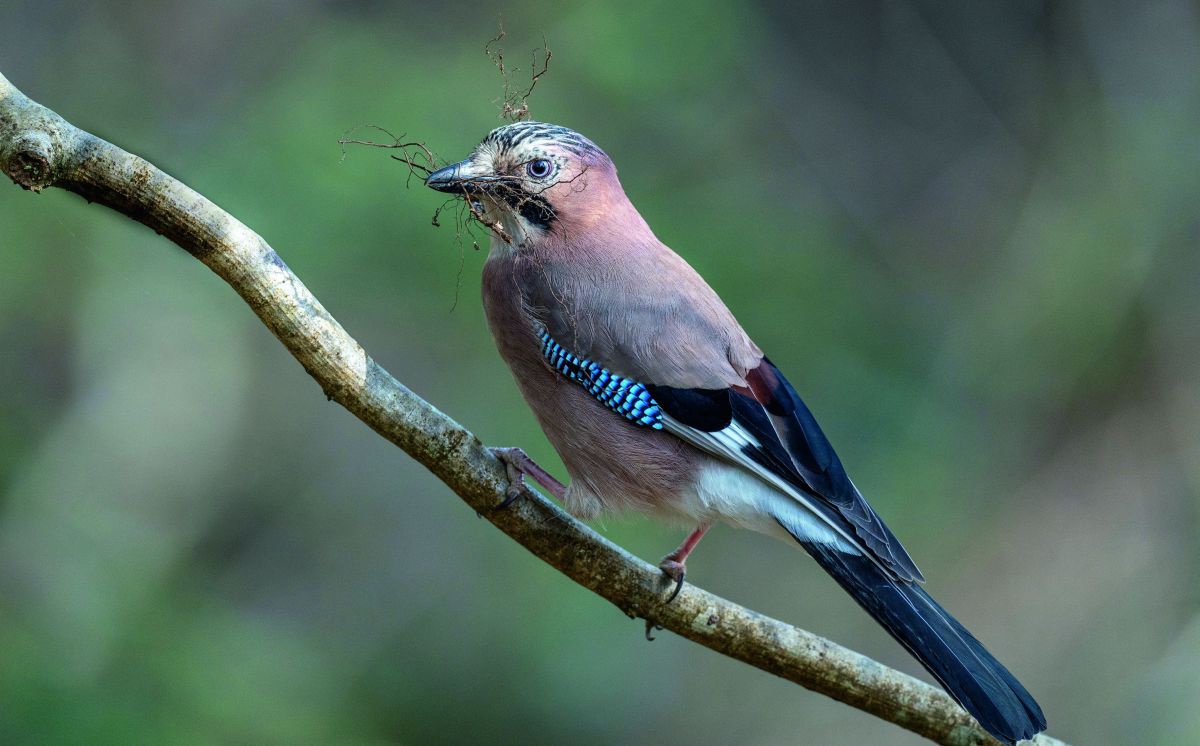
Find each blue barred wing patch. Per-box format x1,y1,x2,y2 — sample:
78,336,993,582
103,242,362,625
538,329,664,430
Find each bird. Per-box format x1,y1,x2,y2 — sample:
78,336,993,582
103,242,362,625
424,120,1047,745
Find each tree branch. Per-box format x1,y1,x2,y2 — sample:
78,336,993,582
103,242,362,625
0,71,1065,746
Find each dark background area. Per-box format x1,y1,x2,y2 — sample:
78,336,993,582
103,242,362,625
1,1,1197,743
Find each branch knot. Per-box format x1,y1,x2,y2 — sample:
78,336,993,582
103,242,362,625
3,131,56,191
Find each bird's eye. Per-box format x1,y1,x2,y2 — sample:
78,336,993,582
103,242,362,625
526,159,553,179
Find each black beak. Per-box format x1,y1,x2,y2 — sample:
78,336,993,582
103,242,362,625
425,160,471,193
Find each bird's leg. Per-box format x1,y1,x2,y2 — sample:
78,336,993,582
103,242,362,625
492,446,566,507
658,524,711,603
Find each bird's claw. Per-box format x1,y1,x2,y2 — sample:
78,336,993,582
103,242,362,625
645,619,663,641
497,480,524,510
658,559,687,603
491,446,567,506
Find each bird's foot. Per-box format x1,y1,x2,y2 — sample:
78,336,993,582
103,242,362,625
656,523,712,603
492,446,566,508
658,558,687,604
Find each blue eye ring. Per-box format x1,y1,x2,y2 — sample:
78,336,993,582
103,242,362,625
526,159,554,179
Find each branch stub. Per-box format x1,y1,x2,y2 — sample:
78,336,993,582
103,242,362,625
3,131,56,191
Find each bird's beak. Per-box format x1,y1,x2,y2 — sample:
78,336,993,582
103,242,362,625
425,159,476,193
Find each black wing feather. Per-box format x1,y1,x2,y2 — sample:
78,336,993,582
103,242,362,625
645,386,732,432
755,357,853,503
652,358,923,582
750,358,923,581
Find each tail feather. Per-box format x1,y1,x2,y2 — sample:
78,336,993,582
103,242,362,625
800,541,1046,745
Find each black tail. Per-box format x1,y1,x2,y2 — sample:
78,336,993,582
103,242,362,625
802,542,1046,745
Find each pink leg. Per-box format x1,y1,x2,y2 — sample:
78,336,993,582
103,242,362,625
659,524,711,603
492,447,566,506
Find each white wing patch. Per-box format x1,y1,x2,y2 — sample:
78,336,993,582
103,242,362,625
661,414,866,556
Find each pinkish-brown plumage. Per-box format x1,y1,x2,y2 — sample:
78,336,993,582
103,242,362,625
481,245,711,520
463,128,761,520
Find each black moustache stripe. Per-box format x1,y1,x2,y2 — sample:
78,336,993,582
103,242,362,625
500,190,555,230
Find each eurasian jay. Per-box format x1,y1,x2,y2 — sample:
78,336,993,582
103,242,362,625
425,121,1046,745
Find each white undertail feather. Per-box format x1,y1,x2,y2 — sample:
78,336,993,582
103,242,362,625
684,460,859,553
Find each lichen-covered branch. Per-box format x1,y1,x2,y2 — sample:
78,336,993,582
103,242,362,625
0,71,1064,746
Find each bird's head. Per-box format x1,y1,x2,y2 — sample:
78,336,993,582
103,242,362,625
425,121,630,249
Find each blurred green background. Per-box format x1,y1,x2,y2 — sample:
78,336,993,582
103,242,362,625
1,1,1197,744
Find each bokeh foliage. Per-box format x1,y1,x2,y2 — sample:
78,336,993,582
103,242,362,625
1,2,1197,743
